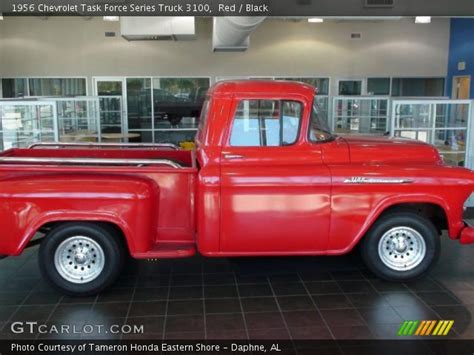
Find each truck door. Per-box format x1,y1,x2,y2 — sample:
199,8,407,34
219,97,331,253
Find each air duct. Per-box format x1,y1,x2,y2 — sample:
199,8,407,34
212,17,266,52
120,17,195,41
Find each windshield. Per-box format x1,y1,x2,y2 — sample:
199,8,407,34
309,99,333,142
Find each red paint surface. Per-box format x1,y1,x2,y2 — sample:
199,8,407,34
460,226,474,244
0,80,472,258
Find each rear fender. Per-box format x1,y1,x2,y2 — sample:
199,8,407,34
0,173,158,256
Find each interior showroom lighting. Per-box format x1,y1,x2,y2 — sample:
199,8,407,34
103,16,119,22
308,17,324,23
415,16,431,23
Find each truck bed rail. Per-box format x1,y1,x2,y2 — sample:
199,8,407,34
28,142,179,150
0,156,182,168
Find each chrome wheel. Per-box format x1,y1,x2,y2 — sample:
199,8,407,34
378,227,426,271
54,236,105,284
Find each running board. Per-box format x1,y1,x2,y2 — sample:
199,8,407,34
133,242,196,259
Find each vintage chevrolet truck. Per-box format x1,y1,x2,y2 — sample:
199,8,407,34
0,80,473,296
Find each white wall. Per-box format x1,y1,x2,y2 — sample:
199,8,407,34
0,17,450,95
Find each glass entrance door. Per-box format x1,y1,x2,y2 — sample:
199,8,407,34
93,77,126,142
452,76,471,100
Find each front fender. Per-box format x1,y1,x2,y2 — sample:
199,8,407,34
326,163,473,254
352,194,456,250
327,193,458,255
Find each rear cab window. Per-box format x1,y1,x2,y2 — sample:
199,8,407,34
196,96,211,144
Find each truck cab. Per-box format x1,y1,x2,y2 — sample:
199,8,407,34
196,81,333,254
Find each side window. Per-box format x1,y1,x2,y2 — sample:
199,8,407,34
229,100,302,147
309,99,333,142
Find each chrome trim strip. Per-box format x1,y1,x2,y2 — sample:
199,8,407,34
0,157,182,168
28,142,179,150
343,177,414,184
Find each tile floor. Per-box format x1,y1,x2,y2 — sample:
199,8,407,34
0,213,473,341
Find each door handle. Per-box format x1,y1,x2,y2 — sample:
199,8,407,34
224,154,244,160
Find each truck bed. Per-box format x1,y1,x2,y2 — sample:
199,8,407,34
0,143,197,258
0,145,195,168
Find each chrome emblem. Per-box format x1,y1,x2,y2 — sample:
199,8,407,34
343,177,413,184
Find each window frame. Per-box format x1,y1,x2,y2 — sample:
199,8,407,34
227,98,304,148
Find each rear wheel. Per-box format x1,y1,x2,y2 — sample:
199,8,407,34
360,212,440,281
39,223,124,296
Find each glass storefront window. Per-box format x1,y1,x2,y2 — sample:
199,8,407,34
395,103,432,129
38,104,56,143
276,77,329,96
367,78,391,95
129,130,153,143
392,100,470,166
0,101,56,149
248,77,275,81
97,81,122,96
29,78,86,97
1,79,28,98
338,80,362,96
333,97,389,134
215,76,249,82
152,78,210,129
55,98,100,142
435,103,469,129
99,97,123,134
391,78,445,97
127,78,152,130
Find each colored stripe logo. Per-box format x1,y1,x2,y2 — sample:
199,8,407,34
398,320,454,336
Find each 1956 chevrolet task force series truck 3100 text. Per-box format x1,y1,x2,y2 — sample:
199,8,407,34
0,81,473,296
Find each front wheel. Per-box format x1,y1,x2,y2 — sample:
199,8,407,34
360,212,440,281
39,223,125,296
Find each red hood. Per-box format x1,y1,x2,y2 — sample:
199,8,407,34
339,135,443,165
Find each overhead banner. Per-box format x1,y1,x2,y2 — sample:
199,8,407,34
0,0,474,16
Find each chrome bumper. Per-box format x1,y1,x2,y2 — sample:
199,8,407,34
460,221,474,244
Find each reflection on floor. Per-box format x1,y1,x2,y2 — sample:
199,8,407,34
0,225,474,340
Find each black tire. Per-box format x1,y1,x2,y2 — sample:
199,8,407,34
39,222,125,296
360,212,440,281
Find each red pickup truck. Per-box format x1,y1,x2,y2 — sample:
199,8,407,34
0,80,473,296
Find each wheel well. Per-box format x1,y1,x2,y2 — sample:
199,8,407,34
37,221,129,254
378,203,448,233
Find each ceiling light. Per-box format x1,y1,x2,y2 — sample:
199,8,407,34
308,17,324,23
103,16,119,22
415,16,431,24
